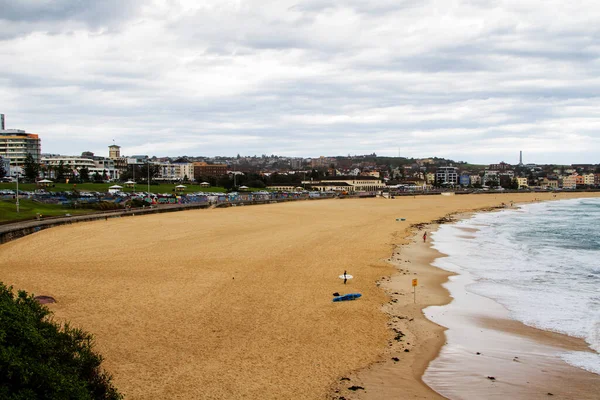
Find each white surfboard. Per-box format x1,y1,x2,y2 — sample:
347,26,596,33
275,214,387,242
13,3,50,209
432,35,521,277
339,274,354,279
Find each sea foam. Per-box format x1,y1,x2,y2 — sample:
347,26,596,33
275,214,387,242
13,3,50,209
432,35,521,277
431,198,600,375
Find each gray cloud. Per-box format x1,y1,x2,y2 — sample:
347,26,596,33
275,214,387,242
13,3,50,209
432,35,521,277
1,0,599,164
0,0,139,24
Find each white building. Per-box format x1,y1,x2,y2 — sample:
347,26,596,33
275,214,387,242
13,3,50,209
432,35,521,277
303,176,385,193
41,155,120,180
156,162,194,181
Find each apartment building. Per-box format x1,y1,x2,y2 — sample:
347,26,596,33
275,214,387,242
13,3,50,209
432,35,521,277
516,177,528,189
482,170,499,185
426,172,436,184
561,174,578,189
193,162,227,179
435,166,459,185
583,174,595,186
157,162,194,181
0,114,41,167
459,174,471,186
470,175,482,186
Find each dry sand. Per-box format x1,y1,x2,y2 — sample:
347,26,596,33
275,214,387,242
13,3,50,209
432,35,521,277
1,192,599,399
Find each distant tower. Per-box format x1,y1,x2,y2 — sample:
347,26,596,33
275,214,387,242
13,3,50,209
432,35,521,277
519,151,523,165
0,114,5,130
109,144,121,159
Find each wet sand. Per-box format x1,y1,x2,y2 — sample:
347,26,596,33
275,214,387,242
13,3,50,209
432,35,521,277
0,192,599,399
340,208,600,400
422,224,600,400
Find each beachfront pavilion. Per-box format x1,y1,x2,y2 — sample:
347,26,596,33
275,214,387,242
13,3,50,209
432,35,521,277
266,185,304,192
36,179,53,187
309,182,353,193
302,176,385,193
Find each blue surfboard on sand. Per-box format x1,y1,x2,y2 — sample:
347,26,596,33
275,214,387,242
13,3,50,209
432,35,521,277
333,293,362,302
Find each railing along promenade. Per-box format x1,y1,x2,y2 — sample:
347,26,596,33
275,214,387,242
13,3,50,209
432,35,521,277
0,193,342,244
2,188,597,244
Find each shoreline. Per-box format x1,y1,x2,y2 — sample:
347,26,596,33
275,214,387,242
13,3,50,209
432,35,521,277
333,199,600,400
330,220,453,399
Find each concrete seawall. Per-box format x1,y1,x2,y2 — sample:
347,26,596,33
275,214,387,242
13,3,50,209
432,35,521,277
0,196,336,244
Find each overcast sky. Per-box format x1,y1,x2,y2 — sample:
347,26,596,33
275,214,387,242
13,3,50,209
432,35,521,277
1,0,599,164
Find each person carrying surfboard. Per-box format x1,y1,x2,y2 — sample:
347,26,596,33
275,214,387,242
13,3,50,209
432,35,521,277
343,270,347,284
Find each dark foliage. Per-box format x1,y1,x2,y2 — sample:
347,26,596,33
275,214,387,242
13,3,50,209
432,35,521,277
0,283,122,399
23,154,40,182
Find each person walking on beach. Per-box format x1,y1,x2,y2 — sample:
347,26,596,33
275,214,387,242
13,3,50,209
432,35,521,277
343,270,348,284
423,232,427,242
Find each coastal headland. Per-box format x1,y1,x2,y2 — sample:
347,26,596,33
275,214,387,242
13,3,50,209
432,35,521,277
1,192,598,399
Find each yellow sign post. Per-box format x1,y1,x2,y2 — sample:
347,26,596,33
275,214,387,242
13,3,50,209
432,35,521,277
412,279,418,303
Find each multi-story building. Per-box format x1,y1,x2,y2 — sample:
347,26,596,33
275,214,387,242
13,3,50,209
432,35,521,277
41,156,96,173
426,172,436,184
516,177,528,189
0,114,41,167
290,158,303,169
435,166,459,185
482,170,499,186
470,175,482,186
193,162,228,179
41,154,120,180
561,174,578,189
459,174,471,186
157,162,194,181
583,174,595,186
489,162,512,171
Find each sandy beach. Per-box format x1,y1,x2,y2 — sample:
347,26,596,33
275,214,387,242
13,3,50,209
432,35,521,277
1,192,599,399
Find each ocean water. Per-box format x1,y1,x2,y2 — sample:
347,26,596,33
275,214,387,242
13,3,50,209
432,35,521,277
430,197,600,375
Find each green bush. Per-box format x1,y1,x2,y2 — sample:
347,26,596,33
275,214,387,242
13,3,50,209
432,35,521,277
0,283,122,399
89,202,123,211
129,198,147,208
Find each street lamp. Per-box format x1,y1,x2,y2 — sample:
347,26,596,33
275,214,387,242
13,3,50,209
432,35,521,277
15,170,19,213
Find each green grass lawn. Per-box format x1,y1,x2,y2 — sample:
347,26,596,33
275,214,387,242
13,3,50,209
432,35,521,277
0,182,263,194
0,199,94,223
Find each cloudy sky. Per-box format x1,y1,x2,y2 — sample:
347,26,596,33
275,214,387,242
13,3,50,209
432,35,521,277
1,0,599,164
